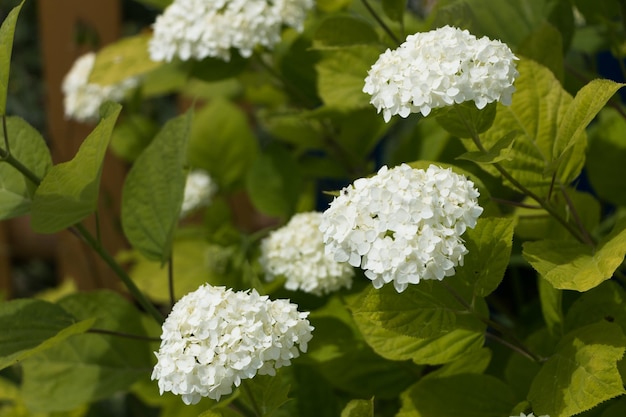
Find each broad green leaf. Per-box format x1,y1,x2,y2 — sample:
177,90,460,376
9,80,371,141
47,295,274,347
239,373,291,417
602,396,626,417
312,16,378,49
334,107,389,160
0,117,52,219
518,23,564,82
316,45,381,111
199,409,241,417
436,101,497,139
110,114,158,162
341,398,374,417
586,108,626,206
397,374,517,417
21,291,154,412
188,98,258,190
350,283,488,365
31,102,121,233
382,0,405,23
573,0,621,24
260,110,324,150
189,53,248,82
316,0,352,12
455,216,515,297
528,322,626,417
538,276,563,335
0,298,93,370
0,0,23,114
461,58,577,196
122,110,192,262
89,33,162,85
245,144,302,219
523,219,626,291
424,347,492,379
305,300,416,398
280,35,321,107
565,281,626,334
457,131,518,164
550,78,625,182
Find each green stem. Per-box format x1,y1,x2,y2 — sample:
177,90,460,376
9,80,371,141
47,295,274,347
2,115,11,155
74,223,165,324
557,183,596,246
466,124,589,245
361,0,401,45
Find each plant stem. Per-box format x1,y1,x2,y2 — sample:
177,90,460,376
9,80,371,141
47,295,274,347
88,328,161,342
2,115,11,155
466,124,589,245
74,223,165,324
557,183,596,246
361,0,401,45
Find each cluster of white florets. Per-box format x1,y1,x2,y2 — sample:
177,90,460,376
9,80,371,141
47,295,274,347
62,52,139,123
259,212,354,296
320,164,483,293
151,284,313,404
148,0,314,62
180,169,217,218
513,413,549,417
363,25,519,122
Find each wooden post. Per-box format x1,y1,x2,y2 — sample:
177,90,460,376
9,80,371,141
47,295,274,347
37,0,127,291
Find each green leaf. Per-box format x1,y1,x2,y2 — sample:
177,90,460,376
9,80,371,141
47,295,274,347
89,34,162,85
523,219,626,291
565,281,626,334
461,58,577,196
586,108,626,206
21,291,154,412
550,78,625,182
0,299,93,370
341,398,374,417
397,374,517,417
189,53,248,82
133,0,172,9
350,284,487,365
316,46,381,111
455,216,516,297
122,110,192,262
539,276,563,335
31,102,121,233
456,130,518,164
0,117,52,219
316,0,352,12
239,373,292,417
424,347,492,379
382,0,405,23
312,16,378,49
245,144,302,219
0,0,23,114
436,101,497,139
518,23,564,82
188,98,258,190
528,321,626,417
110,114,158,162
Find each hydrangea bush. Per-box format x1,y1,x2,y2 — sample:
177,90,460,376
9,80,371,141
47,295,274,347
1,1,626,417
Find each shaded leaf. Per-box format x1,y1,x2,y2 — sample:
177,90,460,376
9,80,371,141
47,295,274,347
0,0,23,114
518,22,564,81
523,219,626,291
341,398,374,417
0,299,93,370
528,322,626,417
240,373,291,417
21,291,154,412
0,117,52,219
436,101,497,139
31,102,121,233
313,16,378,49
122,110,192,262
382,0,405,23
397,374,517,417
538,276,563,336
457,131,518,164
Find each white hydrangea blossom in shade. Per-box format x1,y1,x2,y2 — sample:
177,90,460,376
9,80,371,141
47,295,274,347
151,284,314,405
363,25,519,122
320,164,484,293
62,52,139,123
180,169,218,218
259,212,354,296
148,0,314,62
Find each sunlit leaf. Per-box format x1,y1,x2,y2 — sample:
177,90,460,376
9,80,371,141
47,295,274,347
31,102,121,233
341,398,374,417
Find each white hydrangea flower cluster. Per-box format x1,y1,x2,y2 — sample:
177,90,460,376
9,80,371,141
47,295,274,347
62,52,139,123
180,169,218,218
512,413,549,417
320,164,484,293
151,284,314,405
363,25,519,122
260,212,354,296
149,0,314,62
